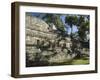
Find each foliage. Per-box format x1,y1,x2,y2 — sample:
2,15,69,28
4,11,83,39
42,14,66,33
77,16,90,41
65,15,78,38
65,15,89,41
65,15,78,27
54,15,65,32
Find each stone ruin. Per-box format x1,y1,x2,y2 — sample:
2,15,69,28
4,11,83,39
26,15,77,67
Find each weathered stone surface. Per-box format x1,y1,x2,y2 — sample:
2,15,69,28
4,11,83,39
26,29,57,40
26,15,74,65
26,15,49,32
49,52,68,63
26,47,41,61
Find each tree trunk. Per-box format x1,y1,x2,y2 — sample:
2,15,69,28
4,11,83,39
70,25,73,39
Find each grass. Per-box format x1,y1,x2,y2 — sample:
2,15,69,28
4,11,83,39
49,56,89,66
71,59,89,65
48,57,89,66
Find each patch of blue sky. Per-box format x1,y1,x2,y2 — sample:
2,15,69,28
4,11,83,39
65,25,78,34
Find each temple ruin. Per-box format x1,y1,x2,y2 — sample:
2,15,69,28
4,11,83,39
26,15,77,67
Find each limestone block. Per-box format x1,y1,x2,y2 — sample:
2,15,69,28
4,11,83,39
26,15,49,32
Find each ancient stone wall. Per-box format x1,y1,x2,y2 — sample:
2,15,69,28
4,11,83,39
26,15,74,66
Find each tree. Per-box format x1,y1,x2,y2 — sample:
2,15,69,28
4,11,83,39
42,14,66,33
65,15,78,39
65,15,89,42
65,15,90,55
77,16,90,42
